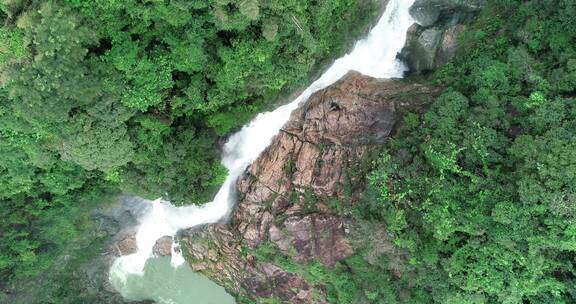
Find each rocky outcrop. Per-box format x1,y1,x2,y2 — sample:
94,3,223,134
152,236,173,256
180,72,440,303
398,0,485,74
109,232,138,256
399,23,465,72
410,0,485,27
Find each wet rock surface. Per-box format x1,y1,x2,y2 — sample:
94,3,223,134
399,0,485,74
180,72,440,303
110,232,138,256
399,23,465,72
152,236,173,257
410,0,485,26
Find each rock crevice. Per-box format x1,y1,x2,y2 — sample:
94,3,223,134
180,72,440,303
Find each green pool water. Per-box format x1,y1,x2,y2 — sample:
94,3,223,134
111,257,235,304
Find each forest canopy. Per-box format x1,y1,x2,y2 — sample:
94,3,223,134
0,0,377,297
2,0,576,303
0,0,377,204
358,0,576,302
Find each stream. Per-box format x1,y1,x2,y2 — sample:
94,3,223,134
109,0,416,302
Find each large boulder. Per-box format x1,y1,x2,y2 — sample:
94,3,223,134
180,72,440,303
399,23,465,73
399,0,485,74
110,232,138,256
153,235,173,256
400,26,444,72
410,0,486,26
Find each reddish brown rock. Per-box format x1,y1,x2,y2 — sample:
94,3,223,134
152,235,173,257
180,72,440,303
109,232,137,256
283,72,398,146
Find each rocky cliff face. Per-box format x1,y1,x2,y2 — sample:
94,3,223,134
398,0,485,73
180,72,440,303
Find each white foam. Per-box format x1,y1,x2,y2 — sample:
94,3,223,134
110,0,416,284
170,238,185,268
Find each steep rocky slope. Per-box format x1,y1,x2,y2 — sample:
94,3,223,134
178,72,440,303
105,2,484,302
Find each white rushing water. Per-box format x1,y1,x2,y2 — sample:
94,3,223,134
110,0,416,288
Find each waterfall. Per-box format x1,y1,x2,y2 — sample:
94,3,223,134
110,0,416,288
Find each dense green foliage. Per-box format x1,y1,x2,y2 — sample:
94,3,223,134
359,1,576,303
1,0,376,205
249,241,369,303
3,0,575,303
0,0,377,300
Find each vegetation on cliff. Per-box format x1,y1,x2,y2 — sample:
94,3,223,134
361,0,576,303
0,0,377,301
223,1,576,303
1,0,575,303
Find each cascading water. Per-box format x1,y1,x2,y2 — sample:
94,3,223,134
110,0,416,301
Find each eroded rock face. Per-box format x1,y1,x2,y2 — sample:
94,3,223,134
109,232,138,257
399,23,465,72
180,72,439,303
410,0,485,26
153,235,173,256
399,0,484,74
